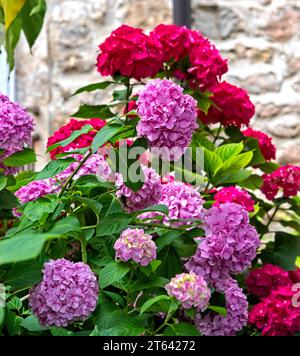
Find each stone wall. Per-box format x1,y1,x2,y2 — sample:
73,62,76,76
15,0,300,169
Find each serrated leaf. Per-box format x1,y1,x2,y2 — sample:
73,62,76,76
215,143,244,162
99,262,129,289
96,213,133,236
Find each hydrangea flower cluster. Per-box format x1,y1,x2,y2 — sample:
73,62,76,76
114,228,157,266
249,286,300,336
186,203,260,282
29,259,98,327
47,118,106,159
0,93,35,174
115,165,162,213
242,128,276,161
213,186,255,212
195,278,248,336
14,179,58,217
246,264,292,299
261,164,300,200
150,24,228,90
289,268,300,283
96,25,164,81
56,153,111,182
165,272,211,310
137,78,198,161
198,81,255,128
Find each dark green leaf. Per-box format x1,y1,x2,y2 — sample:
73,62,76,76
23,196,58,221
35,158,75,180
72,104,115,119
112,89,128,102
239,174,263,190
99,262,130,289
164,323,201,336
21,315,48,332
5,18,22,71
71,81,113,96
91,122,123,153
6,311,23,336
96,213,133,236
0,189,19,208
3,148,36,167
0,175,7,191
140,295,171,314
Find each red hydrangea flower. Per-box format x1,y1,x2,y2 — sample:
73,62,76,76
188,33,228,90
246,264,292,299
96,25,164,80
150,24,192,62
47,118,106,159
249,286,300,336
213,186,255,212
198,81,255,128
289,268,300,283
261,164,300,200
243,128,276,161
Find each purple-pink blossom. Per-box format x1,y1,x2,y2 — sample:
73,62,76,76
186,203,260,283
115,165,162,213
195,278,248,336
137,79,198,161
29,259,99,327
114,228,157,266
165,272,211,310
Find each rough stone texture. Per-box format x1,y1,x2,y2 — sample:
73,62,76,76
15,0,299,169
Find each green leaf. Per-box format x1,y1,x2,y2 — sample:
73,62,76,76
215,143,244,162
8,170,36,191
208,305,227,317
0,175,7,191
6,261,42,290
0,189,19,208
164,323,201,336
258,161,280,173
5,17,22,71
3,148,36,167
135,204,169,217
19,0,46,48
156,230,184,252
213,169,252,185
131,276,169,292
272,232,300,270
72,104,115,119
96,213,133,236
50,327,74,336
99,262,130,289
23,196,58,221
73,196,102,218
204,148,223,177
21,315,48,332
0,307,5,331
224,126,244,142
35,158,75,180
7,296,22,311
244,137,265,166
239,174,263,190
6,311,23,336
140,295,171,314
47,124,93,153
214,151,253,176
91,122,123,153
71,81,113,96
112,89,128,102
49,216,81,235
103,291,125,307
105,197,123,216
192,132,215,151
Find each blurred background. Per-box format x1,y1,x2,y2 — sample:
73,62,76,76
1,0,300,169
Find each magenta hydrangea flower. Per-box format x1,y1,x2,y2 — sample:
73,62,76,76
14,179,57,217
186,203,260,282
115,165,162,213
213,186,255,212
137,79,198,161
114,228,157,266
29,259,99,327
195,278,248,336
0,92,35,154
56,153,111,182
165,272,211,310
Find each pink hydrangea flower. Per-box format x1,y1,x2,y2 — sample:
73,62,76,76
246,264,292,299
261,164,300,200
137,78,198,161
196,278,248,336
242,128,276,161
198,81,255,128
29,259,98,327
114,228,157,266
213,186,255,212
186,203,260,282
115,165,162,213
165,272,211,310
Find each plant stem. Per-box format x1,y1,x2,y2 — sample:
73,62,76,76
58,150,93,198
124,78,131,124
213,125,222,144
80,235,87,263
266,206,279,229
151,314,173,335
20,294,29,302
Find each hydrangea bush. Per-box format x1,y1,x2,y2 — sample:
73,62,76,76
0,24,299,337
